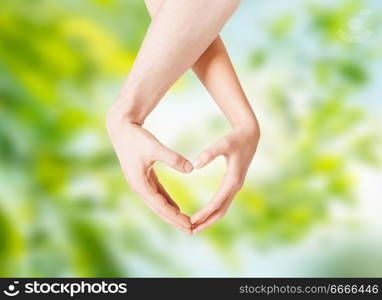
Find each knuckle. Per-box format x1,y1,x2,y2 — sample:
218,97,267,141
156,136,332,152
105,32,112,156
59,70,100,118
210,202,220,211
173,155,184,166
221,207,229,217
129,180,144,195
218,211,226,220
130,184,139,194
200,151,211,162
165,155,183,169
232,178,244,190
221,138,233,149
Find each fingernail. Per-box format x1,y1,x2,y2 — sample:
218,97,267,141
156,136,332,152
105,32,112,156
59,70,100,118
184,161,193,173
192,159,202,169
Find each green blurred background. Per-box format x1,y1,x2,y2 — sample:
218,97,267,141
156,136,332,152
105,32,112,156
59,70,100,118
1,0,381,277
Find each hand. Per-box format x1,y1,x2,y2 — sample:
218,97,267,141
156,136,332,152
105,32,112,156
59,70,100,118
191,125,260,234
106,115,194,234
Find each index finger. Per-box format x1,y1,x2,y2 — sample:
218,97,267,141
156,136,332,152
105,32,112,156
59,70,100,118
133,170,192,233
190,161,244,226
146,192,192,234
192,197,233,234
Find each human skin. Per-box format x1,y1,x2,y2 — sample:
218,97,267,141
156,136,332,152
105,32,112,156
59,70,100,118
143,2,259,232
107,0,259,234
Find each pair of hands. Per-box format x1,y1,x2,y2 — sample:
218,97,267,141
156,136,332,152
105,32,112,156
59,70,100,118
107,116,259,234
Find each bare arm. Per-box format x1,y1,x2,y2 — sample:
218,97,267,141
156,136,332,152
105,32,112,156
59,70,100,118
107,0,242,233
144,0,260,234
144,0,257,128
109,0,241,125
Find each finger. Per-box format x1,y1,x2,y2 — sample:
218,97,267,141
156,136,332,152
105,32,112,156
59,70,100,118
148,193,192,233
121,163,186,228
143,191,191,232
157,146,193,173
133,171,192,232
191,184,235,227
157,182,180,210
150,170,180,210
192,138,230,169
192,200,231,234
191,161,243,225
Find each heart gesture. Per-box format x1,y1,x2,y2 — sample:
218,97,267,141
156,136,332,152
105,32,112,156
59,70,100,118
107,0,260,234
191,127,259,233
107,120,194,234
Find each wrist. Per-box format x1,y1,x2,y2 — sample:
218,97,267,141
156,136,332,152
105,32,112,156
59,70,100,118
232,115,260,135
106,83,150,129
106,101,143,133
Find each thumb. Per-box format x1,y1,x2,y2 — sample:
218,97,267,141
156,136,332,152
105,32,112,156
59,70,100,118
158,146,193,173
192,138,227,169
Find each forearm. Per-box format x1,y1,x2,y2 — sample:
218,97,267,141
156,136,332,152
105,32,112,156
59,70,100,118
108,0,241,126
192,39,258,130
144,0,258,130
